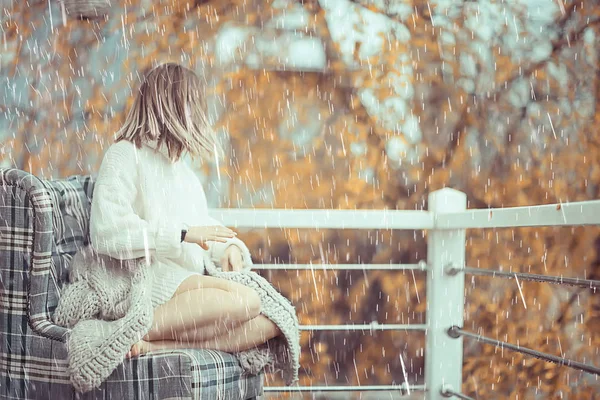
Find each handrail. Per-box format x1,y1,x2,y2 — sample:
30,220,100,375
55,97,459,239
437,199,600,229
448,326,600,376
209,199,600,230
209,208,434,229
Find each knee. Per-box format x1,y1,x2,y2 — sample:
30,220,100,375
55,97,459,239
245,289,261,318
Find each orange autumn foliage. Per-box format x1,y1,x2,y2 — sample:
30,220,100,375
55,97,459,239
2,0,600,398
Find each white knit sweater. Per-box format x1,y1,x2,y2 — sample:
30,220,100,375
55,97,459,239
89,139,252,306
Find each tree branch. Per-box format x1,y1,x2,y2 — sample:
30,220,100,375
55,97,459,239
347,0,405,25
298,0,385,145
495,9,600,95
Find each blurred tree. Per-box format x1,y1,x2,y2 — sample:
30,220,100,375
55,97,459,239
1,0,599,397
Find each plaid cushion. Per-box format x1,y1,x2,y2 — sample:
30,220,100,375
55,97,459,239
0,168,263,399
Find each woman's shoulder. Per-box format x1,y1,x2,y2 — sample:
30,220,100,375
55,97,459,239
96,141,147,185
102,140,150,166
96,141,140,178
104,140,137,158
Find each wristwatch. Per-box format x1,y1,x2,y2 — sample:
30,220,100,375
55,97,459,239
180,223,189,243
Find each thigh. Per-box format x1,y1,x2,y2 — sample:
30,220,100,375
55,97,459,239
146,283,261,341
173,274,253,298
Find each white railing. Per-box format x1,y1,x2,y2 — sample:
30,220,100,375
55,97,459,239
209,188,600,399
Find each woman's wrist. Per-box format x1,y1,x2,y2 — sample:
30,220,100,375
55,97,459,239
180,223,190,243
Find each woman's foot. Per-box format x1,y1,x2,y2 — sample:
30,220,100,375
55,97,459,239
126,340,152,358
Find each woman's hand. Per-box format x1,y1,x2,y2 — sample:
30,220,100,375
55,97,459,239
221,245,244,272
184,225,236,250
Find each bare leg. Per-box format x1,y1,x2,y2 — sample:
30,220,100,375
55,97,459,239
177,314,280,350
144,275,261,342
150,318,241,343
130,315,280,356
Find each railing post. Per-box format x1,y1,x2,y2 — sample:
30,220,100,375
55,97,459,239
425,188,467,399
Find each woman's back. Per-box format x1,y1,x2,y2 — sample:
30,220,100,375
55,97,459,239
89,139,212,261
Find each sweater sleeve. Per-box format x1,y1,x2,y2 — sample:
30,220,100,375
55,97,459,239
198,190,252,267
206,219,253,269
89,142,184,260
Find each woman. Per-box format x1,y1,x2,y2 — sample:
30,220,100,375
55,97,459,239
89,62,280,357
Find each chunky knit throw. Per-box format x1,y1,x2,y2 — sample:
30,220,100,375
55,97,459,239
204,260,300,385
54,246,299,393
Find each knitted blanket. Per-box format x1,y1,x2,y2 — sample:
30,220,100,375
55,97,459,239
53,246,299,393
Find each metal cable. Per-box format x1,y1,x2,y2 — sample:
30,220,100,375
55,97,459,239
442,387,476,400
448,326,600,376
264,384,425,392
254,261,428,271
300,323,427,331
448,266,600,289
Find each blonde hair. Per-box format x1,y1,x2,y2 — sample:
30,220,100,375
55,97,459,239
115,62,222,162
